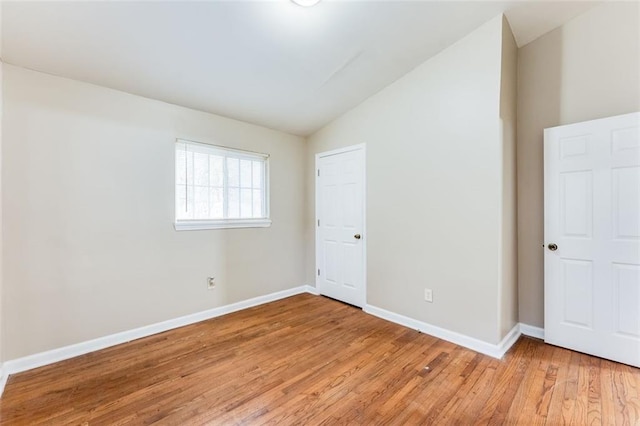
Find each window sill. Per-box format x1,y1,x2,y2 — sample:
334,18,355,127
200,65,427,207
174,219,272,231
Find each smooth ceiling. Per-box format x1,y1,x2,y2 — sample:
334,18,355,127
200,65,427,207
2,1,598,136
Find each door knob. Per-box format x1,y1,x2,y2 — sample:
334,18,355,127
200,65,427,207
354,234,361,239
548,243,558,251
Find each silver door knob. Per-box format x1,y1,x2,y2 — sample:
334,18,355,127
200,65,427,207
354,234,361,239
548,243,558,251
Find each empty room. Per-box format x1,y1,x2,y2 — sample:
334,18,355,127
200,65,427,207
0,0,639,424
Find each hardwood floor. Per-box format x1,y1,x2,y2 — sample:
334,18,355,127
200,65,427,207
1,293,639,425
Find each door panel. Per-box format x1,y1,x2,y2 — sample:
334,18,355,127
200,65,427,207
316,146,365,307
612,127,640,153
613,166,640,239
614,263,640,338
545,112,640,367
560,135,589,159
560,170,593,238
561,259,593,328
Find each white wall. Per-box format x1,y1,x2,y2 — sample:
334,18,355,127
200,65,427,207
0,2,4,367
2,65,306,360
307,16,514,344
517,2,640,328
499,17,518,339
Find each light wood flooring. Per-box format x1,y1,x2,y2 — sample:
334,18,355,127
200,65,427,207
1,293,639,425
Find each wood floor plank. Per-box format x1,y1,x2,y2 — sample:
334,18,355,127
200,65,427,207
475,337,537,424
587,355,603,425
430,354,494,424
510,341,555,424
563,352,582,423
1,294,639,425
543,344,573,425
612,361,640,425
316,332,441,424
398,347,481,424
571,352,592,425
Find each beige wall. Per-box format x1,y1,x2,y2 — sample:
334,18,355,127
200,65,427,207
4,2,635,361
0,3,3,365
517,2,640,328
2,65,306,360
307,16,511,344
499,16,518,339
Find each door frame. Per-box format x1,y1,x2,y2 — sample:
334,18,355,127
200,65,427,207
315,143,367,307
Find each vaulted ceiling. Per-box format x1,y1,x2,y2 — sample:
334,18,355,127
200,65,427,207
2,1,598,136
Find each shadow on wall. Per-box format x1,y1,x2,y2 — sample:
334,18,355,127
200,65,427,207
516,26,562,331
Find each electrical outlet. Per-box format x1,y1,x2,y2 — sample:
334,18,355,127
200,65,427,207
207,277,216,290
424,288,433,303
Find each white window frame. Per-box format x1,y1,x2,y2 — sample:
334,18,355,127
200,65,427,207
174,139,271,231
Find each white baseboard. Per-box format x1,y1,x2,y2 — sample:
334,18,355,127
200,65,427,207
0,364,7,398
304,284,319,295
519,323,545,340
0,285,312,396
0,285,543,398
364,304,521,359
499,324,523,357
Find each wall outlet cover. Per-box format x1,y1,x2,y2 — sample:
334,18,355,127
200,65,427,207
424,289,433,303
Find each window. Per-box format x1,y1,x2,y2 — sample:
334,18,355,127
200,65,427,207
174,139,270,230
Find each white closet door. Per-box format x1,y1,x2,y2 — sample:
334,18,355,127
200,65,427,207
316,145,366,307
544,112,640,367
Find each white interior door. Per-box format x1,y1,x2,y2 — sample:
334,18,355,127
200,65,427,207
316,145,366,307
544,112,640,367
